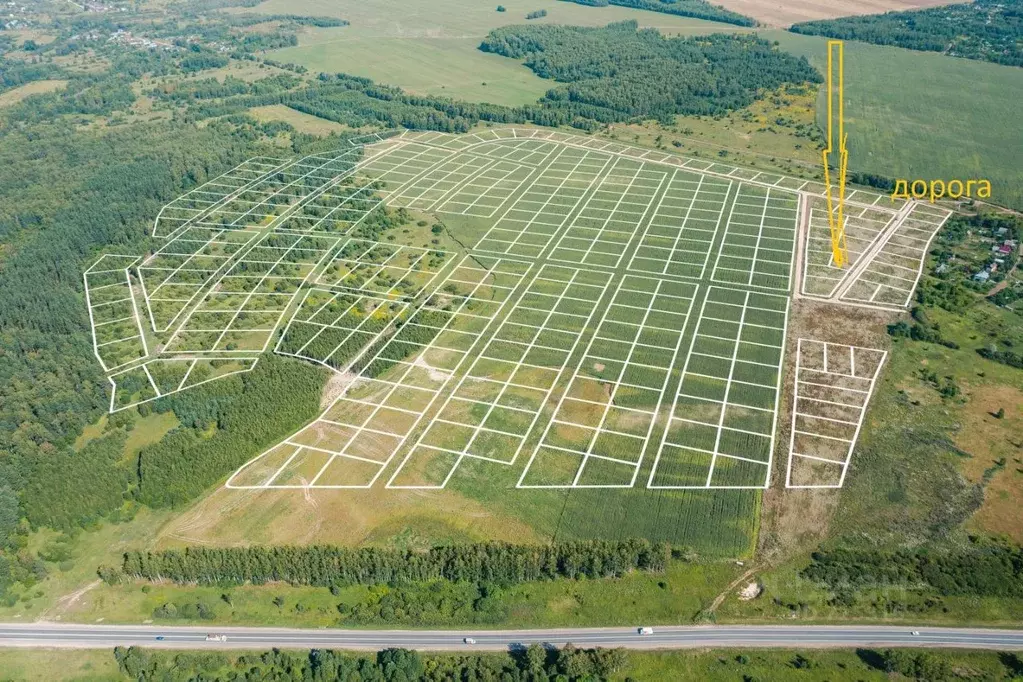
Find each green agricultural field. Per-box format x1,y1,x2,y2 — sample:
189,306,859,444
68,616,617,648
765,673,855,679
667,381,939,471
766,30,1023,210
245,0,742,105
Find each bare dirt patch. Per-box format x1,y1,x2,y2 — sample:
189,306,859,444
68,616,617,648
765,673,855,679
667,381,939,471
759,298,896,561
320,370,361,409
714,0,966,28
413,355,452,383
739,581,763,601
38,580,102,621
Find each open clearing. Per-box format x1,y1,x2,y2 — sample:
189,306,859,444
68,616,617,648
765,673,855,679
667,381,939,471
248,104,358,136
95,127,951,553
0,79,68,107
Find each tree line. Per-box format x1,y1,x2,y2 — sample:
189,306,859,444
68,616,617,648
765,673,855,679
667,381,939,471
790,0,1023,68
115,645,631,682
113,539,670,586
559,0,756,27
801,539,1023,598
133,24,821,133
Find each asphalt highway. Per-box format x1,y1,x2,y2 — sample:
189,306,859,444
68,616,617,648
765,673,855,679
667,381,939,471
1,623,1022,650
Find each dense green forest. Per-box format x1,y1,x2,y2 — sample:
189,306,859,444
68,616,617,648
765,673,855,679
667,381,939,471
0,67,334,596
115,540,670,586
558,0,756,27
480,21,821,123
790,0,1023,67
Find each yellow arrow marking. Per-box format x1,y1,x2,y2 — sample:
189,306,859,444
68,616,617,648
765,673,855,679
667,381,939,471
821,40,849,269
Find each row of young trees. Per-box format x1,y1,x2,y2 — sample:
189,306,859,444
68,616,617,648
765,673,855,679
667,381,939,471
115,539,670,586
790,0,1023,67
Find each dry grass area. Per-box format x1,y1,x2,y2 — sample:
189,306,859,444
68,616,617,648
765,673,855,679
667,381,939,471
758,298,894,562
715,0,966,28
0,79,68,108
155,484,541,550
249,104,359,136
951,381,1023,543
606,84,823,182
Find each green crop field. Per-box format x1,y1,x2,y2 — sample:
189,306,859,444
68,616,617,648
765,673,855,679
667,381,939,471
767,30,1023,211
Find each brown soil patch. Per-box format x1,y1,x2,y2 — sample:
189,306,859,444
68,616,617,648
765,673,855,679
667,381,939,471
715,0,967,28
759,298,895,561
320,371,361,409
0,79,68,107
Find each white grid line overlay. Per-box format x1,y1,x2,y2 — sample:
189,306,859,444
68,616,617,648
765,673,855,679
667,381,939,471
163,232,343,354
648,286,789,489
152,157,289,237
387,265,611,489
227,256,533,489
800,201,898,299
628,169,732,281
547,159,666,270
785,339,887,489
473,146,614,259
315,239,451,299
518,275,698,488
108,357,260,412
83,254,149,373
711,184,799,292
839,203,952,309
137,227,262,332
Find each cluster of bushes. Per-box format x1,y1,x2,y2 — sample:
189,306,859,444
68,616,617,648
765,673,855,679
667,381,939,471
887,307,958,349
334,581,509,625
